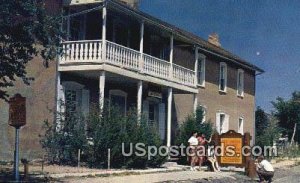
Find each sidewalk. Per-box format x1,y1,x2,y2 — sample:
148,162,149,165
4,158,298,182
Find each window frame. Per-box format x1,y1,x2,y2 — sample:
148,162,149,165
109,90,128,115
219,62,227,93
197,54,206,87
237,69,244,97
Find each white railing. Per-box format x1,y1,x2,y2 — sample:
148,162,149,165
106,41,140,71
173,64,195,86
61,40,102,63
60,40,196,87
143,54,170,79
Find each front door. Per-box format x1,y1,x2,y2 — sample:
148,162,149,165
143,97,166,139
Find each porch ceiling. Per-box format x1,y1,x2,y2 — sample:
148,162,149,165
62,70,196,94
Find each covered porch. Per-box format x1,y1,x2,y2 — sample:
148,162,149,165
57,70,198,146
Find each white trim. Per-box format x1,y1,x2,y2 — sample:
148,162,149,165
238,117,244,134
197,53,206,87
237,69,244,97
219,62,227,93
59,64,199,93
216,112,229,134
109,89,128,115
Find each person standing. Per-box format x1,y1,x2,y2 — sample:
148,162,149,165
188,132,198,171
197,133,208,170
256,156,274,183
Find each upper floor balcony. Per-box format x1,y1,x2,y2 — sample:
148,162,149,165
60,40,196,87
59,0,199,93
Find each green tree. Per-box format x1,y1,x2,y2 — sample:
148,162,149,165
0,0,62,100
175,106,213,164
255,106,268,137
272,91,300,144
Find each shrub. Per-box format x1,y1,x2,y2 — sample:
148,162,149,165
40,102,166,168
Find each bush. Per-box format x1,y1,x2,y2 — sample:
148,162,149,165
40,102,166,168
175,106,213,164
40,103,88,165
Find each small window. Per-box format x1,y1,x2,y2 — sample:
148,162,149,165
197,54,206,86
238,117,244,134
237,69,244,97
216,112,229,134
220,114,225,133
219,62,227,92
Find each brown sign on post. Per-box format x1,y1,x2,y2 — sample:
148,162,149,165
9,94,26,128
214,130,247,168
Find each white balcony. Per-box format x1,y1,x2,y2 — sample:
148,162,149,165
60,40,196,87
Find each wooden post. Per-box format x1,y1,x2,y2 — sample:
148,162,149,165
77,149,81,168
108,148,111,169
194,47,199,86
169,34,174,79
102,1,107,62
137,80,143,123
139,21,144,72
99,71,106,115
167,88,173,147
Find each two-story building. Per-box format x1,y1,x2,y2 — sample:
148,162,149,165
0,0,263,160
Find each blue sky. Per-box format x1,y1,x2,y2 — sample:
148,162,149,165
140,0,300,112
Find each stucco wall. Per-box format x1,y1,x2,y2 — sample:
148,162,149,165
174,53,256,139
0,58,56,161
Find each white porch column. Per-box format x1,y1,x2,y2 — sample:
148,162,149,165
139,21,144,72
137,80,143,123
193,94,198,113
194,47,199,86
102,1,107,62
99,71,106,114
67,9,70,41
167,87,173,147
169,34,174,78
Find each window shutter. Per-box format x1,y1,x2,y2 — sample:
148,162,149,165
216,113,221,134
82,89,90,117
158,103,166,139
143,100,149,124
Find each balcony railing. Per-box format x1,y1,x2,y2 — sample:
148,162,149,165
60,40,196,87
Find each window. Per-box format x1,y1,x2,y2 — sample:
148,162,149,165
238,117,244,134
197,54,206,86
216,112,229,134
148,103,159,127
109,90,127,116
219,62,227,92
237,69,244,97
220,114,225,133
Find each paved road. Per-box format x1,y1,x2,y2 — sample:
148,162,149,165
63,165,300,183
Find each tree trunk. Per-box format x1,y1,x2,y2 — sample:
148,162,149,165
290,123,297,145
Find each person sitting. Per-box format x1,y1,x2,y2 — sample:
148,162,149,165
256,156,274,183
188,132,198,171
206,141,220,172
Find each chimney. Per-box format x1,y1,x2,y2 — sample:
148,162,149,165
119,0,140,9
208,33,221,47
